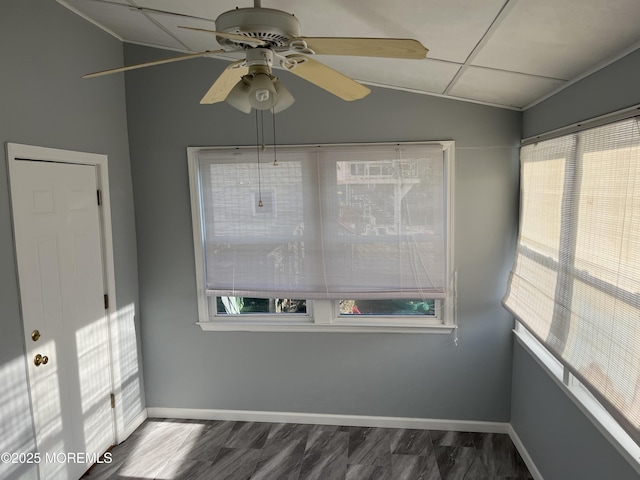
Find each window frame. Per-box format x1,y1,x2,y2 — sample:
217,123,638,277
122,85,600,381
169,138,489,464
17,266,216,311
507,111,640,455
188,141,456,333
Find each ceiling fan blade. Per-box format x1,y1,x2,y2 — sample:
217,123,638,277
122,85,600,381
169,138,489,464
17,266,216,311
178,26,267,46
293,37,428,59
200,60,249,105
83,50,224,78
285,55,370,101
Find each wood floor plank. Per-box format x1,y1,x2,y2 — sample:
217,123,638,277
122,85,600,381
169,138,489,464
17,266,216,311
81,419,533,480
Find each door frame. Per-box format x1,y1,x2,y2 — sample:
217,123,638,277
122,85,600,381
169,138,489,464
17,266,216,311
6,142,128,445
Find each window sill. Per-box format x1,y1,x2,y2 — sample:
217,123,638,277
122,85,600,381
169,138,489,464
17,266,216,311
197,321,456,334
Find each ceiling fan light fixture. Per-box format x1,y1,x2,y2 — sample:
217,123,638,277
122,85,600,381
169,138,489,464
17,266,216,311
249,73,278,110
225,77,252,113
273,79,295,114
85,3,430,110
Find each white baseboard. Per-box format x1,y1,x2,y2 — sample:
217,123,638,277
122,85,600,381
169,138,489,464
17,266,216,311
508,424,544,480
119,408,148,443
146,407,510,434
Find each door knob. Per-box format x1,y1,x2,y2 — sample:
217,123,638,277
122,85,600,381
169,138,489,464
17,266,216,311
34,354,49,367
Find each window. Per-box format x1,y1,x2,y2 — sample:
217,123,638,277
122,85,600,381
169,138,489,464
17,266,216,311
504,117,640,445
188,142,455,332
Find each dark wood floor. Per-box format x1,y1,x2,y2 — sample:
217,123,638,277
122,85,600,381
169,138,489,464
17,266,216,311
82,418,533,480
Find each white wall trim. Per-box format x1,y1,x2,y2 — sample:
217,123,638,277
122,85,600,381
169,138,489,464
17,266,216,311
5,143,126,447
188,141,455,332
508,424,544,480
147,407,510,434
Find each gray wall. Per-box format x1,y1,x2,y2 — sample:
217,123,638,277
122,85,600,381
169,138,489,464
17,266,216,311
514,48,640,479
0,2,144,477
524,48,640,138
512,343,638,480
124,44,521,420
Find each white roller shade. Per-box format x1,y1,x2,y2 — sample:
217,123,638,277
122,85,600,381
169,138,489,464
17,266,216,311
196,143,446,299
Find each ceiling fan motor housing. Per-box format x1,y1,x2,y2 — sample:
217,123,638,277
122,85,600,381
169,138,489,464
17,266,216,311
215,7,301,50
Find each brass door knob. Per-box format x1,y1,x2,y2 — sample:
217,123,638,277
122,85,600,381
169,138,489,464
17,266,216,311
34,354,49,367
31,330,41,342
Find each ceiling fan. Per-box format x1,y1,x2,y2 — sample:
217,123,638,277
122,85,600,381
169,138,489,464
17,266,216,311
84,0,429,113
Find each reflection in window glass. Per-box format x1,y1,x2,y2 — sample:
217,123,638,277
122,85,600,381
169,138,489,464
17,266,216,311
216,297,306,314
339,299,435,316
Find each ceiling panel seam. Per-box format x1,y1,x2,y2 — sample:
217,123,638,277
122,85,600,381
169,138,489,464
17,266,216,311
442,0,518,95
128,0,190,50
358,80,523,111
127,4,215,22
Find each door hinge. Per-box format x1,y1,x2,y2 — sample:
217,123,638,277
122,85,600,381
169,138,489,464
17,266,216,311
110,393,115,409
97,189,102,206
104,294,109,310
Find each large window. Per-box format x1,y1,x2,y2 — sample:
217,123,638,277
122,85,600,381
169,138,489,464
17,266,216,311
188,142,455,332
504,117,640,445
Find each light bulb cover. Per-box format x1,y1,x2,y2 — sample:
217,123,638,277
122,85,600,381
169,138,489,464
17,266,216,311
249,73,277,110
273,79,295,113
225,78,252,113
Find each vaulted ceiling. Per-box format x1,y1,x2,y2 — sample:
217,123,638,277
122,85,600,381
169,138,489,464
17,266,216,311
59,0,640,110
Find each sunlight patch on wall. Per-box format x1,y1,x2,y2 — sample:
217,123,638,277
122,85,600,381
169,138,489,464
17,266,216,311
76,315,115,455
0,356,38,480
114,303,144,427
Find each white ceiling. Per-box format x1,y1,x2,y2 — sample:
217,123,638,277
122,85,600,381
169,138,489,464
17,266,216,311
59,0,640,110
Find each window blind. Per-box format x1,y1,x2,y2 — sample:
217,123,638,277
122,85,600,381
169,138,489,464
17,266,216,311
504,117,640,444
196,143,446,299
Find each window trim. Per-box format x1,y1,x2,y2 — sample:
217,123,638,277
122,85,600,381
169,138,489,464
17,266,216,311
188,141,456,333
506,118,640,443
508,114,640,459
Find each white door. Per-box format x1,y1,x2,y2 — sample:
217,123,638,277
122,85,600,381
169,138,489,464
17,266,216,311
10,159,115,480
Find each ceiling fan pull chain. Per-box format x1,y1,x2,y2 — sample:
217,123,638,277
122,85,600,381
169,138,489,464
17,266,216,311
260,109,266,151
255,109,263,207
272,108,278,166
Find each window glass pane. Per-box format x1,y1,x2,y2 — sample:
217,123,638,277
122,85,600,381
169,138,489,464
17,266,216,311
565,280,640,425
216,297,306,314
506,117,640,445
336,158,434,236
201,154,308,297
575,141,640,292
504,254,557,341
519,151,566,260
198,143,447,299
339,299,435,316
324,145,446,298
